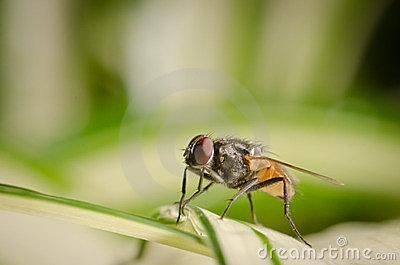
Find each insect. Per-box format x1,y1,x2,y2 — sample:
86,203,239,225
176,134,344,247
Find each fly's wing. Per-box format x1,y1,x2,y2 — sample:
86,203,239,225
246,154,271,171
244,155,295,200
248,156,344,186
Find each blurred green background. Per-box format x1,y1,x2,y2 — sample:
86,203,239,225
0,0,399,264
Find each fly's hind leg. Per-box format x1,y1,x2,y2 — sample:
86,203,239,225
249,177,312,248
283,179,312,248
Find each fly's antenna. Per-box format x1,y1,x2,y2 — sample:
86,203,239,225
180,147,188,159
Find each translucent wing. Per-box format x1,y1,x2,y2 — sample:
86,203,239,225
249,156,344,186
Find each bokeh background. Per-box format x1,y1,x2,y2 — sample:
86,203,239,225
0,0,399,264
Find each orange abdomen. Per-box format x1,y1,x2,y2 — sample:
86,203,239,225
256,160,295,200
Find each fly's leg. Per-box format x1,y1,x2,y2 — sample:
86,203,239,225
246,192,259,225
246,177,283,225
181,168,211,207
249,176,312,247
176,167,188,223
220,178,258,220
206,168,225,183
182,182,214,208
177,168,220,222
248,177,282,192
182,168,203,208
283,178,312,248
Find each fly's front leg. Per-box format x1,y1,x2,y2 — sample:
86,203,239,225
207,168,224,183
181,168,208,208
176,167,188,223
178,167,221,223
181,167,221,207
182,182,214,208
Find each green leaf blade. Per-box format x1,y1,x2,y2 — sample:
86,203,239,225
0,183,211,257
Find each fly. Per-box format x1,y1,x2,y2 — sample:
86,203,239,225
176,134,344,247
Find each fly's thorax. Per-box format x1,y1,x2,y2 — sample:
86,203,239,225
211,137,257,188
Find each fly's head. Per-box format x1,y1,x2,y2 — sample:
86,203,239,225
183,134,214,169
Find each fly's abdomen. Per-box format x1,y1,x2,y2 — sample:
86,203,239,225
256,161,295,200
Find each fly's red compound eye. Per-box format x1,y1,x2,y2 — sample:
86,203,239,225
193,137,214,165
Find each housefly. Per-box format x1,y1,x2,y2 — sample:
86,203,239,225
176,134,344,247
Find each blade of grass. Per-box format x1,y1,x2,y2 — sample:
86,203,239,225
188,206,270,265
189,206,227,265
250,227,282,265
0,183,211,257
0,183,330,265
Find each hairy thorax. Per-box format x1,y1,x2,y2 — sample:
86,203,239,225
210,137,263,188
